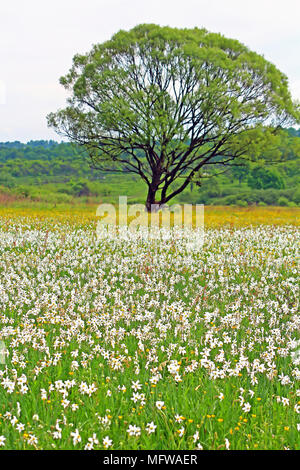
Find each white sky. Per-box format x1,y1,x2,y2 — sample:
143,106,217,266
0,0,299,142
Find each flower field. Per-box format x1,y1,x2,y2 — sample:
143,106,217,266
0,207,299,450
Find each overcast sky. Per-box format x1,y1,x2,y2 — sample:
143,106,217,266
0,0,299,142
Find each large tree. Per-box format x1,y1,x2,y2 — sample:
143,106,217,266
47,24,299,210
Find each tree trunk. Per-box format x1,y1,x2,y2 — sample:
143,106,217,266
146,186,157,212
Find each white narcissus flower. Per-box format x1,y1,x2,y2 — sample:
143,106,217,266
103,436,113,448
16,423,25,433
131,380,142,391
146,422,157,434
242,402,251,413
127,425,141,437
27,435,38,446
156,400,165,410
71,429,81,445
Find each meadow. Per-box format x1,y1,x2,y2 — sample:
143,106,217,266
0,206,299,450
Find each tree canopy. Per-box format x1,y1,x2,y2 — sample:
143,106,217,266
47,24,300,210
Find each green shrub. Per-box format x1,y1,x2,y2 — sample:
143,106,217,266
259,189,279,205
277,196,290,206
292,187,300,205
248,166,285,190
236,200,248,207
15,185,31,197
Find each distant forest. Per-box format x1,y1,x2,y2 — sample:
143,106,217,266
0,128,299,206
